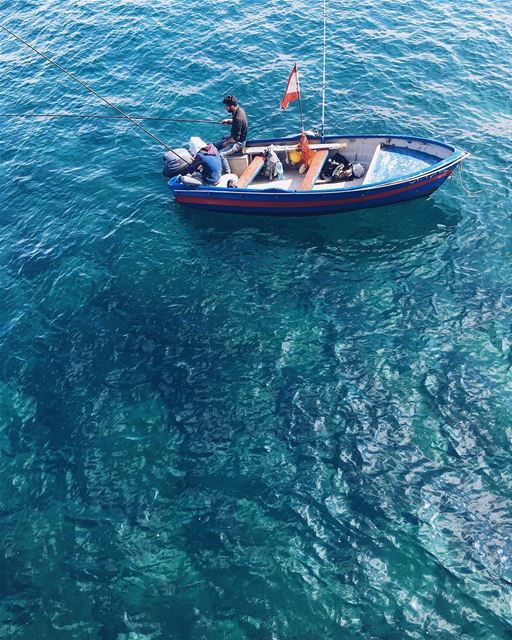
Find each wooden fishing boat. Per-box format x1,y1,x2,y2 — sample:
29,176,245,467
167,133,469,216
0,19,470,218
167,1,469,217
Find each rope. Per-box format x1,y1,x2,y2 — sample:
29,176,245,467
456,162,483,195
0,112,221,124
0,23,185,159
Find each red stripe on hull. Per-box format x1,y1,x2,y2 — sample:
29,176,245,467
175,170,453,209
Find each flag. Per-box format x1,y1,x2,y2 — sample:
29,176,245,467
280,63,300,110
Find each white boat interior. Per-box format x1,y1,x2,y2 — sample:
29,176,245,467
224,136,454,192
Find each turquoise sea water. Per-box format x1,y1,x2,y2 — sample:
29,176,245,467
1,0,512,638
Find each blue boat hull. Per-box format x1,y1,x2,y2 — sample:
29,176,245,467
168,134,468,217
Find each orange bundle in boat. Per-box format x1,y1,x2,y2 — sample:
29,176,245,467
298,131,314,167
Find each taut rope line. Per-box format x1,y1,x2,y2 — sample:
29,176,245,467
0,23,189,160
0,112,221,124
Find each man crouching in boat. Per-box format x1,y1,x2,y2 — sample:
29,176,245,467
182,136,222,186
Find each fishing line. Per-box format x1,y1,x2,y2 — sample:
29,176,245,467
0,112,221,124
0,22,190,159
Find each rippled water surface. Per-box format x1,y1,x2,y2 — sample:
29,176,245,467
1,1,512,638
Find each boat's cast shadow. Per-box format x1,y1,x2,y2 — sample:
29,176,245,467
171,196,461,251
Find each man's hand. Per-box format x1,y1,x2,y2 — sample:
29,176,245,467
222,118,233,125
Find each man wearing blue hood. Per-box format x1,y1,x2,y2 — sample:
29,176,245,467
186,136,222,186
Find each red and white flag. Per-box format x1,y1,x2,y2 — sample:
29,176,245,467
280,63,300,110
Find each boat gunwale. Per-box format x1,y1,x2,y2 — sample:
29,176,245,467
173,166,454,201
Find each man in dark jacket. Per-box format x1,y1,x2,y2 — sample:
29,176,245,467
186,137,222,186
216,95,248,173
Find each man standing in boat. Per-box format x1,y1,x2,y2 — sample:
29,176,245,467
216,95,248,173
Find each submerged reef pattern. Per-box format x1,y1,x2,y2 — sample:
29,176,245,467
1,0,512,638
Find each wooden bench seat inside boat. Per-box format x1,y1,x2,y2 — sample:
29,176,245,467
243,142,347,155
298,150,329,191
237,154,265,188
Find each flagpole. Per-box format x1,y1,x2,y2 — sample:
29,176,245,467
296,64,305,132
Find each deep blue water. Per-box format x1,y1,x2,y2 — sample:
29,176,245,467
1,1,512,638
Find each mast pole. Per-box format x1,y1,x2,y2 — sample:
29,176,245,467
320,0,327,140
